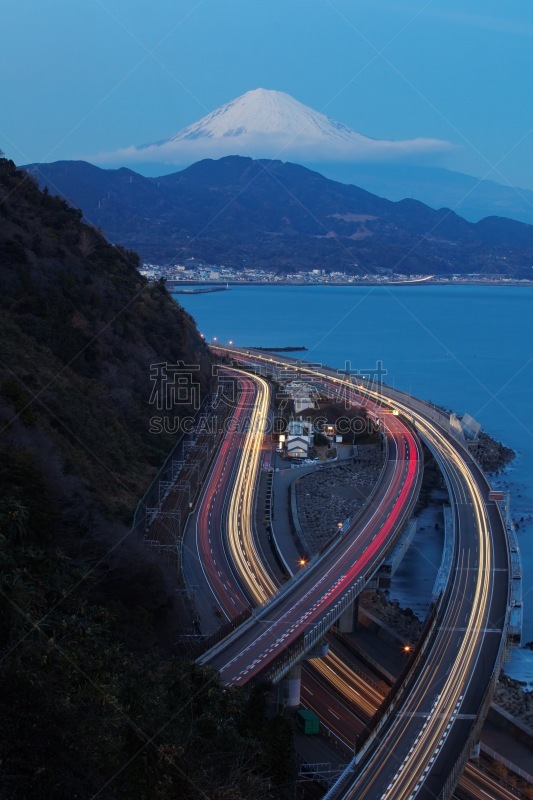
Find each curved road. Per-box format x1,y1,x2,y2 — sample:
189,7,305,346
182,368,274,630
199,375,422,687
217,349,509,800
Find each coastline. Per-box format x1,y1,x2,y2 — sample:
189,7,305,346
476,431,516,474
170,278,533,289
178,284,533,674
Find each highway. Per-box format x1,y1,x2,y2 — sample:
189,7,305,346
300,641,523,800
302,643,384,749
198,369,422,687
313,648,384,721
329,391,509,800
184,361,402,747
184,365,388,749
214,348,510,800
184,364,417,752
455,762,524,800
182,367,275,629
301,660,367,750
220,367,277,606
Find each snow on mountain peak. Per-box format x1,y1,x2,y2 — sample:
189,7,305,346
163,88,368,145
96,89,454,167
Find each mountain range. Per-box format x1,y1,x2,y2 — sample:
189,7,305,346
90,88,533,225
26,155,533,277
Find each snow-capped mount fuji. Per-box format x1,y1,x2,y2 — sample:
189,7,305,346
152,88,371,146
98,88,452,167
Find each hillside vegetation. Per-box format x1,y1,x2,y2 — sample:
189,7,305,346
0,156,292,798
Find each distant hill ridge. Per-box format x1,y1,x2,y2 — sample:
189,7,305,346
91,88,533,225
26,155,533,277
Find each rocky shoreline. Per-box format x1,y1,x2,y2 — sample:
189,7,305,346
494,674,533,729
475,431,515,474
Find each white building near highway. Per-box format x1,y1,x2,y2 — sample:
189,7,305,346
286,418,314,458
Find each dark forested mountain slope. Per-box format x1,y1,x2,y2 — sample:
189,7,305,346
1,156,212,518
0,156,290,799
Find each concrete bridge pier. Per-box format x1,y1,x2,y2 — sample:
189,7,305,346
282,664,302,708
337,596,359,633
281,640,330,708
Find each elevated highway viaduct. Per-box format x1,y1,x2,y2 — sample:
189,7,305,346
214,347,510,800
197,364,422,690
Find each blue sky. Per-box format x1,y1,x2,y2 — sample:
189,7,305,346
2,0,533,188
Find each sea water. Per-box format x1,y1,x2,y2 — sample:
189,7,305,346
175,284,533,683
